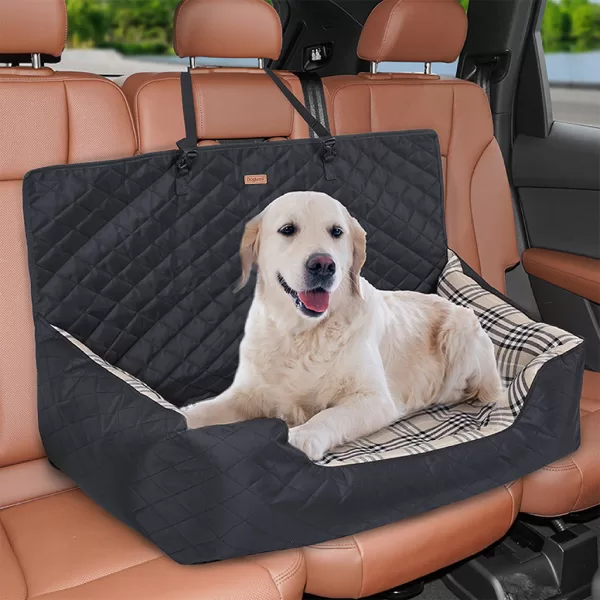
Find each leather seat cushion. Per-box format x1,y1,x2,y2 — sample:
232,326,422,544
0,489,305,600
304,481,522,599
122,70,309,154
322,74,520,294
522,370,600,516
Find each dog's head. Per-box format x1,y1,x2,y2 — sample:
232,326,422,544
237,192,366,321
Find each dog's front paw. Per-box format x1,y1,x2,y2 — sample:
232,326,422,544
288,426,329,461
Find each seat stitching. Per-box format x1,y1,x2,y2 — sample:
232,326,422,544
195,78,205,140
539,465,580,472
538,456,578,472
272,550,304,586
468,137,494,271
252,563,284,600
134,76,180,150
0,77,138,144
29,556,167,599
280,74,299,138
446,84,455,188
306,542,357,549
505,482,518,525
63,80,70,163
1,487,75,511
327,79,476,120
173,0,193,57
571,459,586,511
355,535,366,597
270,549,301,582
60,1,68,51
369,83,373,131
0,513,30,598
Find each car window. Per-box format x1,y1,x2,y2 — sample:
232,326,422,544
55,0,270,77
541,0,600,127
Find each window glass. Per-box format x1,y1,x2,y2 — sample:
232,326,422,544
541,0,600,127
56,0,270,76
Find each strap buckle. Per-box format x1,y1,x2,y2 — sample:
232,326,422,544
322,137,337,162
176,147,198,177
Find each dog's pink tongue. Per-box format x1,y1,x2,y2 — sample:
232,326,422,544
298,290,330,313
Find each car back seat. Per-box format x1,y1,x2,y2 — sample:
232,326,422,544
321,0,600,523
0,2,305,599
123,1,523,598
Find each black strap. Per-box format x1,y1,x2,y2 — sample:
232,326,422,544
177,69,199,153
264,68,332,139
464,60,495,104
474,62,493,103
297,73,330,140
175,67,337,181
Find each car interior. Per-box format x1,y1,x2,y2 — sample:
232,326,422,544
0,0,598,599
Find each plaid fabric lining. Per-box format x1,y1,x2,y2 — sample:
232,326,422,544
318,251,581,466
53,251,581,467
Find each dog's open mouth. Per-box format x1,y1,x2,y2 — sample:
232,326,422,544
278,274,330,317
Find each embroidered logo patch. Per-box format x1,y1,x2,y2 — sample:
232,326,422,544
244,174,268,185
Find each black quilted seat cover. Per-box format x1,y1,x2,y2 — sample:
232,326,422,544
25,131,584,564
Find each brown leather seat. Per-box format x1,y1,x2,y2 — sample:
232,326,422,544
521,370,600,516
0,2,305,599
122,0,310,152
321,0,600,530
122,1,524,598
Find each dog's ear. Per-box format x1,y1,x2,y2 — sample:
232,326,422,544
236,215,262,291
349,216,366,298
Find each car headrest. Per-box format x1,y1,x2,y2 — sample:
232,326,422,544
0,0,67,58
358,0,467,64
173,0,282,60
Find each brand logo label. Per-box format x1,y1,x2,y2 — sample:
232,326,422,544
244,174,268,185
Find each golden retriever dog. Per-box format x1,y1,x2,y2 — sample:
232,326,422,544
184,191,505,460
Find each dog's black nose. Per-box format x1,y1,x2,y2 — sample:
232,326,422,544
306,254,336,278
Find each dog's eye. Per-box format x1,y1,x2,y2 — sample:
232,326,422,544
278,224,297,236
331,226,343,238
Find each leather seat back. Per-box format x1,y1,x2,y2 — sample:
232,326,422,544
322,0,519,292
0,0,137,470
122,0,310,154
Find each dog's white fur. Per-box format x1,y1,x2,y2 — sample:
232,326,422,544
184,192,505,460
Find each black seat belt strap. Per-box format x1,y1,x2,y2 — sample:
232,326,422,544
264,68,332,139
264,68,336,180
474,62,494,104
297,72,330,139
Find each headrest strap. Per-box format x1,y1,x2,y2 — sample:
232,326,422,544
176,69,336,182
177,70,199,154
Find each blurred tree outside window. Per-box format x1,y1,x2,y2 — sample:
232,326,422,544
66,0,273,55
542,0,600,52
66,0,598,56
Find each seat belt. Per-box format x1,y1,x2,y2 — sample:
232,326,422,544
176,68,338,180
296,72,330,139
463,58,497,105
471,62,494,104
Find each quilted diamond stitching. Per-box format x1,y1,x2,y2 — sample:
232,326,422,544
27,131,447,405
29,133,583,565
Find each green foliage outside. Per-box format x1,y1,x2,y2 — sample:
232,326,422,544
67,0,180,54
542,0,600,52
65,0,599,56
